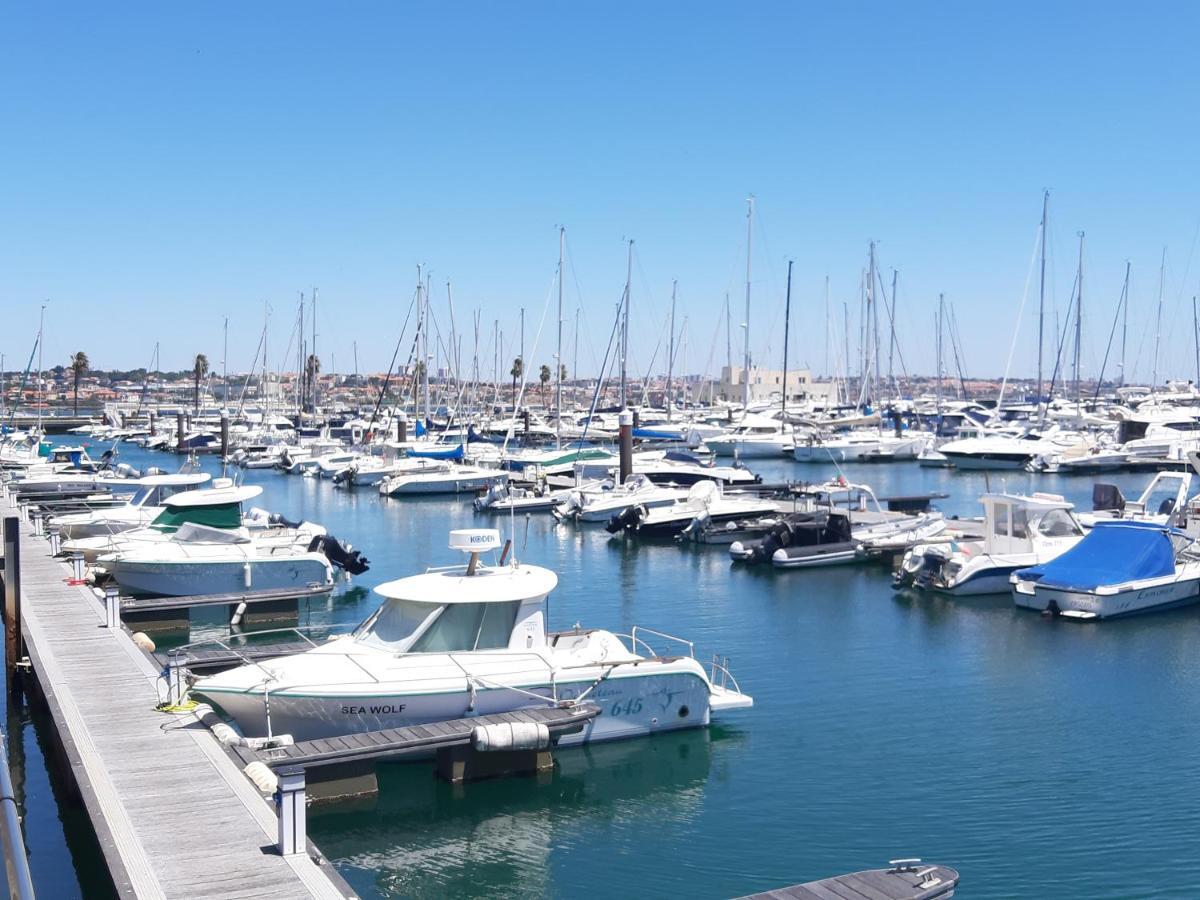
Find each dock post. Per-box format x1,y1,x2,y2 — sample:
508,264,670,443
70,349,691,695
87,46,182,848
148,410,156,435
275,766,307,856
29,513,41,538
166,655,186,706
396,414,406,444
3,518,22,697
47,524,61,557
618,409,633,484
176,412,185,453
104,586,120,629
522,410,530,440
70,552,84,582
220,414,230,458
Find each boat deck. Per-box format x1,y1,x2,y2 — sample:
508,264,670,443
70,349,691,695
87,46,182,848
8,517,354,898
739,863,959,900
232,703,601,769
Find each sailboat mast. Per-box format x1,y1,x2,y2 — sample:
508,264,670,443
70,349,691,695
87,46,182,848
1193,297,1199,388
1074,232,1084,405
782,259,793,424
556,227,565,447
222,317,229,413
1153,247,1165,389
621,240,632,409
36,302,45,432
888,268,897,397
742,196,753,410
1120,262,1130,387
297,294,304,414
725,293,732,376
1037,190,1048,404
667,280,677,422
936,294,945,416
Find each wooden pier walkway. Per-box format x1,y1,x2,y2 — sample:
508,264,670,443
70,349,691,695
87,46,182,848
7,518,355,899
738,862,959,900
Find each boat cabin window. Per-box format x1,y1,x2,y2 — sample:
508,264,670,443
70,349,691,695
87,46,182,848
354,600,441,650
1037,508,1080,538
1010,506,1029,539
992,503,1010,537
411,600,521,653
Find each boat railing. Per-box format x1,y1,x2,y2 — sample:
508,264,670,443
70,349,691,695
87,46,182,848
708,654,744,695
625,626,695,660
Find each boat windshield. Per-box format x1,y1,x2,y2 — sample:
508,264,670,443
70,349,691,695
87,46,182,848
149,501,242,532
128,485,156,507
353,599,522,653
354,599,441,651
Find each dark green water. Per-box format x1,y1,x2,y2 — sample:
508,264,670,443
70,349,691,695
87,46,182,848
19,445,1200,897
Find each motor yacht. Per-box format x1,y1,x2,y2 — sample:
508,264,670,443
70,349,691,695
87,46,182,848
49,472,211,540
191,529,751,742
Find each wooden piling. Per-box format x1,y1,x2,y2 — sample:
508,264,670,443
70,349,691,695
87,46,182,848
2,518,22,697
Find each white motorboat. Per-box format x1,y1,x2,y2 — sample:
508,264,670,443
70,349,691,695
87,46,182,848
1012,521,1200,619
893,492,1085,595
573,451,758,488
937,434,1049,470
49,472,211,540
1078,472,1192,529
791,431,924,463
473,480,571,513
191,529,751,742
608,480,779,538
97,523,336,597
61,482,323,564
704,416,795,458
379,462,504,496
553,474,686,523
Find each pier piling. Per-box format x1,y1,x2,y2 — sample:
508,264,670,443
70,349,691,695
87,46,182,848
2,517,22,696
619,409,633,484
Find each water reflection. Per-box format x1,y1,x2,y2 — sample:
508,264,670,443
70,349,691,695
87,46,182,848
312,728,728,899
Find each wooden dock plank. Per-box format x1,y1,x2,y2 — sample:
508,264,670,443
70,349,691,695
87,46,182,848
9,521,354,899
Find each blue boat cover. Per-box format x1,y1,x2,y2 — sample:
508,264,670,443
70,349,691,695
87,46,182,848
414,419,427,437
664,450,701,465
1016,520,1180,591
633,428,685,440
408,444,464,460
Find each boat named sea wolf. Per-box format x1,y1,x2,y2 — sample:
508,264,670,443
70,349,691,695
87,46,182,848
193,529,752,744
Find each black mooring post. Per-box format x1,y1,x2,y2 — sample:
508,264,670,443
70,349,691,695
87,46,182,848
2,518,22,697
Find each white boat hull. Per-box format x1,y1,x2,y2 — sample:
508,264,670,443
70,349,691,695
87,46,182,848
104,556,332,597
1014,578,1200,618
201,667,716,745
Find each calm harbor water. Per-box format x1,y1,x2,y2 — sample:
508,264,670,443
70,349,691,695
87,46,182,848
15,444,1200,898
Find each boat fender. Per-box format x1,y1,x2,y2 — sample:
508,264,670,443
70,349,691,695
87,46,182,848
242,562,252,589
209,722,241,745
471,721,551,753
130,632,155,653
242,733,294,750
243,761,278,794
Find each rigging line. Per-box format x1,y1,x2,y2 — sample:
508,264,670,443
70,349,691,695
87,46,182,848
1043,269,1080,413
1093,264,1130,402
874,268,911,391
573,301,626,452
947,304,970,401
365,288,418,437
501,270,559,455
562,230,601,375
996,221,1043,409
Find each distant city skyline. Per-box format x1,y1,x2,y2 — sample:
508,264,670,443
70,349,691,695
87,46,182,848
3,3,1199,385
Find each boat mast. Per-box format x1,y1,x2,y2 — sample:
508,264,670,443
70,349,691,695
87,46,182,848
1120,262,1129,387
870,242,879,407
222,317,229,413
888,268,898,398
1193,296,1199,389
36,302,45,432
936,294,944,421
1153,247,1165,390
742,196,753,410
556,227,565,447
297,294,304,414
1074,232,1084,409
1036,190,1048,404
312,288,318,414
621,240,632,409
667,281,677,422
782,259,793,425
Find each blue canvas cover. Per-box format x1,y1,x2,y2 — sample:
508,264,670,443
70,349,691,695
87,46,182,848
408,444,464,460
1016,520,1180,591
633,428,685,441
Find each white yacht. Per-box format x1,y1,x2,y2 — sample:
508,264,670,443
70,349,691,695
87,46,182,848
49,472,211,540
379,461,503,496
1012,521,1200,619
893,492,1085,594
791,431,924,463
552,474,686,523
704,415,795,458
191,529,751,742
608,480,779,538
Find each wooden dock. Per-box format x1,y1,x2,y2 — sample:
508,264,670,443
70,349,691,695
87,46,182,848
4,516,356,899
739,862,959,900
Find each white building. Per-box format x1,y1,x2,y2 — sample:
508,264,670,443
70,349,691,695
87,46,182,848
715,366,837,405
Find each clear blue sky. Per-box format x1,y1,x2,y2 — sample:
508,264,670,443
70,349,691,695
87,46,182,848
3,2,1199,384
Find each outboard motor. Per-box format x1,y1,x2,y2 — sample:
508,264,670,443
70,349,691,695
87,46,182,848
308,534,370,575
679,511,712,542
912,546,950,589
331,464,355,486
474,480,507,512
1092,483,1125,513
267,512,303,529
606,505,644,534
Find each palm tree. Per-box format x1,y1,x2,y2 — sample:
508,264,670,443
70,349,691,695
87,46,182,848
510,357,524,405
539,364,551,405
193,353,209,413
69,351,89,415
